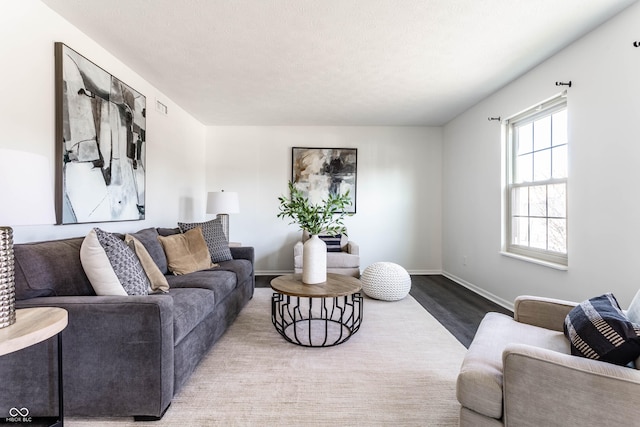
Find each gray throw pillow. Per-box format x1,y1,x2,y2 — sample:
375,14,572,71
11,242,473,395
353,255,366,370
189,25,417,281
178,218,233,262
129,227,168,274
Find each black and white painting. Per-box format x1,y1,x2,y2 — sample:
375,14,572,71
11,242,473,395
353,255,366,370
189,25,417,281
292,147,357,213
55,43,146,224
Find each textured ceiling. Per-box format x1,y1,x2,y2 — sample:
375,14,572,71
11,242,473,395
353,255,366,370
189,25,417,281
42,0,636,126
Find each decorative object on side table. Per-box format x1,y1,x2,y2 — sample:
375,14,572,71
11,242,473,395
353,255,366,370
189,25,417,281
0,149,55,328
277,181,352,284
206,190,240,241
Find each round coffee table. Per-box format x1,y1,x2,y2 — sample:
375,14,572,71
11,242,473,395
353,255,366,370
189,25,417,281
270,273,363,347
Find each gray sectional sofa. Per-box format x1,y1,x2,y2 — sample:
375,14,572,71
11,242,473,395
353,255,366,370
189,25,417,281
0,227,254,420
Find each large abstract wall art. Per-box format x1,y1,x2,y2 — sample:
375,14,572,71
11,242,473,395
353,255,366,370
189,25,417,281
292,147,357,213
54,42,146,224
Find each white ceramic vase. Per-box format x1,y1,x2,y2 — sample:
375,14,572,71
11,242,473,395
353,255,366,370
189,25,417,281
302,234,327,284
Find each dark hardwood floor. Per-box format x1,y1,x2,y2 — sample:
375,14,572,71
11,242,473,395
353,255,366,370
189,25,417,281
255,274,512,348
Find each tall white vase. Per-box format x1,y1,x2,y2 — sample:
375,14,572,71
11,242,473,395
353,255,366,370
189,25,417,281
302,235,327,284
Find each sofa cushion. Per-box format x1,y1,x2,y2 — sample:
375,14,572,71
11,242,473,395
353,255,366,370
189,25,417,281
129,227,168,274
167,270,237,303
125,234,170,293
564,293,640,366
327,252,360,268
457,312,569,420
169,287,217,345
217,259,253,285
158,228,215,275
80,228,150,296
178,219,233,263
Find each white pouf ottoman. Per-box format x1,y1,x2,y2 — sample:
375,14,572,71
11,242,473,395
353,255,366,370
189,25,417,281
361,262,411,301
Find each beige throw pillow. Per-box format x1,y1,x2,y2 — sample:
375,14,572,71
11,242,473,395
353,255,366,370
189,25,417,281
158,227,216,275
125,234,170,293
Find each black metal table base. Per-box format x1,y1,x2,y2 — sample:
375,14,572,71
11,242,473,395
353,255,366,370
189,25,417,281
271,293,363,347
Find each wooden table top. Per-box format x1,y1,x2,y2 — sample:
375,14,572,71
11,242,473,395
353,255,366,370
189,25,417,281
0,307,68,357
271,273,362,298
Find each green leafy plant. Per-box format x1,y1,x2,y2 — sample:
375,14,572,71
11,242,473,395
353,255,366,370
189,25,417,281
277,181,353,236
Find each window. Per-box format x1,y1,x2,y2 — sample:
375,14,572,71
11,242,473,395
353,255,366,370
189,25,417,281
505,94,568,266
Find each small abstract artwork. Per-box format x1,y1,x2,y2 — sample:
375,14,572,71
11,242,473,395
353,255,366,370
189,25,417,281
292,147,357,213
54,43,146,224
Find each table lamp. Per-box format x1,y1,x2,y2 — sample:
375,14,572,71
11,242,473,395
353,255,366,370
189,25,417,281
0,149,54,328
206,190,239,241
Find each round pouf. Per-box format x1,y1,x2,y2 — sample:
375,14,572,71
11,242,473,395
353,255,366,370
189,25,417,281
361,262,411,301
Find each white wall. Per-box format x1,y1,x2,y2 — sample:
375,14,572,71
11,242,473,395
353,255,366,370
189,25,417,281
1,1,206,243
206,126,443,275
443,3,640,308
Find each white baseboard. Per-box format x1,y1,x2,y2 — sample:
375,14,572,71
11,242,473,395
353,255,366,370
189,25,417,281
255,270,293,276
406,269,442,275
442,271,514,311
256,269,442,276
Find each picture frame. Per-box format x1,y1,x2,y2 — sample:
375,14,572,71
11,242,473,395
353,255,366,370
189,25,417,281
54,42,146,224
292,147,357,213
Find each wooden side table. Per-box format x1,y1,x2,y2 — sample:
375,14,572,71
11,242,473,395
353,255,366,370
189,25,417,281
271,273,363,347
0,307,68,426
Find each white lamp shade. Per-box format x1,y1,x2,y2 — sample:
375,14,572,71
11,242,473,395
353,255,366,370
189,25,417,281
0,149,55,225
206,191,239,215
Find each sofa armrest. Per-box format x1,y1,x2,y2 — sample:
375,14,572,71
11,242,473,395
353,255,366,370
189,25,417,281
513,295,577,332
230,246,254,264
9,295,174,418
294,241,303,257
346,241,359,255
503,343,640,425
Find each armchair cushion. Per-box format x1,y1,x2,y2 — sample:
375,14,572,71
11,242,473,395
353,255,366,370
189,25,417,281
457,312,569,420
563,293,640,366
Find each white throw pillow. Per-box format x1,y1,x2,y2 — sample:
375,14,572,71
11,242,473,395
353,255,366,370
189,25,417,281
627,289,640,325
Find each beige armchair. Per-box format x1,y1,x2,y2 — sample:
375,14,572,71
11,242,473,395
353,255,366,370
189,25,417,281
457,295,640,426
293,231,360,278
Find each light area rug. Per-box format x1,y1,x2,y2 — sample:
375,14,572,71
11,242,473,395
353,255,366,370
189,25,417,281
67,288,467,427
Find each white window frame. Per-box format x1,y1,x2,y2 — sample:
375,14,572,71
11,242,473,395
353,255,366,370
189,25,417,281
503,93,568,267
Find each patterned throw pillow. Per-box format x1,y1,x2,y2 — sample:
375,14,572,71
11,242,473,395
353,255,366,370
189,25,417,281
178,219,233,262
563,293,640,366
319,234,342,252
80,228,150,296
